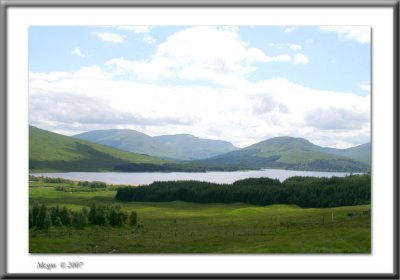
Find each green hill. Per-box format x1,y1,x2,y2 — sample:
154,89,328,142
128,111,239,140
30,126,370,173
322,143,371,163
73,129,185,160
194,137,370,172
29,126,171,172
73,129,238,160
154,134,238,159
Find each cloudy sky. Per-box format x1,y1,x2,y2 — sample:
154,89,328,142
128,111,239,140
29,26,370,148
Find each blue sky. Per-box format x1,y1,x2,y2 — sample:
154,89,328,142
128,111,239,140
29,26,371,148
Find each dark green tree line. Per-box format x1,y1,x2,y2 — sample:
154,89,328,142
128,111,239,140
29,202,137,229
115,174,370,208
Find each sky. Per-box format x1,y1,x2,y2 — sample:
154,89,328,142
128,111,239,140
29,26,371,148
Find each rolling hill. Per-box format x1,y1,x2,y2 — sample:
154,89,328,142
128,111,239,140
73,129,184,159
29,126,174,172
30,126,370,173
73,129,238,160
154,134,238,159
322,143,371,163
193,137,370,172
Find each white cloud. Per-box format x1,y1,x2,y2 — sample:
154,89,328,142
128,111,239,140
107,26,252,84
289,44,302,51
283,27,295,33
320,26,370,44
266,42,302,52
94,32,125,43
304,107,369,130
294,53,309,65
106,27,292,86
359,83,371,92
71,47,86,58
106,57,175,81
117,26,155,44
117,26,151,33
29,66,370,148
29,66,113,82
143,34,156,44
246,48,291,63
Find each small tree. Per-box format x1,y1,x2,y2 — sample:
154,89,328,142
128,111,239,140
82,207,89,217
54,216,63,227
72,211,88,229
29,209,34,228
95,208,109,226
43,210,52,230
36,204,48,229
60,207,72,226
50,205,61,224
89,203,97,224
31,202,41,227
109,208,119,226
129,211,137,226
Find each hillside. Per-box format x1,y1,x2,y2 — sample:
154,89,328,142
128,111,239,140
29,126,172,172
73,129,238,160
31,126,370,173
73,129,184,159
194,137,370,172
322,143,371,163
154,134,238,159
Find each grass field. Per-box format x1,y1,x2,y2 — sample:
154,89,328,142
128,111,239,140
29,184,371,254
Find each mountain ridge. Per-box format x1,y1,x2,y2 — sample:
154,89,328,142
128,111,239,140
74,129,239,160
31,125,370,172
193,136,370,172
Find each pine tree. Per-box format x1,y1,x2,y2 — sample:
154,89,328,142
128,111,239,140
60,207,72,226
43,210,52,230
35,204,48,229
129,211,137,226
89,203,97,224
54,216,63,227
31,202,41,227
29,209,34,228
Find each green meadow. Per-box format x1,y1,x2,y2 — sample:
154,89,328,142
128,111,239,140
29,185,370,254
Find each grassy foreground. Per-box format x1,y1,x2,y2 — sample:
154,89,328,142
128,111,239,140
29,185,370,254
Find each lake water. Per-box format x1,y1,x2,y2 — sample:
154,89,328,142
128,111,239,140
32,169,352,185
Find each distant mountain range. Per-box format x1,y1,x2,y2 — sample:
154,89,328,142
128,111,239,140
74,129,238,160
193,136,370,172
73,129,184,160
30,125,371,173
154,134,238,160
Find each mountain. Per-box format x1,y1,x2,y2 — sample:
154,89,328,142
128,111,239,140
193,137,370,172
154,134,239,160
322,143,371,163
73,129,184,160
73,129,238,160
30,126,370,173
29,126,172,172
